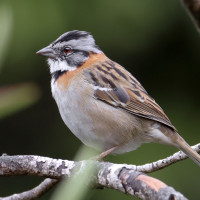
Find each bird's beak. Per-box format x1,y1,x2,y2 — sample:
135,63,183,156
36,46,56,59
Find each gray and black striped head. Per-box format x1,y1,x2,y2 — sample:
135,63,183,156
36,30,102,74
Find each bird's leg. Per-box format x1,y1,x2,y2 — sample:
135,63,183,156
96,146,118,161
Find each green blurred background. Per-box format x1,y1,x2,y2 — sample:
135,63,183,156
0,0,200,199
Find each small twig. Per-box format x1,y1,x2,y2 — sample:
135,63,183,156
0,178,58,200
136,143,200,173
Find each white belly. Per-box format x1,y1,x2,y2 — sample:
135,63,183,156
51,78,146,153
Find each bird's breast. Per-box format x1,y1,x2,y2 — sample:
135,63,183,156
51,74,147,153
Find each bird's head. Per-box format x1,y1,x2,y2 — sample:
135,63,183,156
36,30,102,74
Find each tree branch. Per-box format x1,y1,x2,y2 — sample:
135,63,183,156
97,162,187,200
0,143,199,199
1,143,199,200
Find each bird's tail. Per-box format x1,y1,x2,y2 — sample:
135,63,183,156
176,135,200,167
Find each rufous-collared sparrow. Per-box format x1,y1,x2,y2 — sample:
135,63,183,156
37,30,200,166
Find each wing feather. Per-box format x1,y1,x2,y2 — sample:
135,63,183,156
85,59,176,131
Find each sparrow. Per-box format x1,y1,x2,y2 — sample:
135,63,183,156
37,30,200,166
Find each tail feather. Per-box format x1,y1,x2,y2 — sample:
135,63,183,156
176,136,200,167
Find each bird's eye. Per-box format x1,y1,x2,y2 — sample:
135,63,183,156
63,47,71,54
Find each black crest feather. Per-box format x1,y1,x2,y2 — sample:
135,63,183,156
54,30,90,44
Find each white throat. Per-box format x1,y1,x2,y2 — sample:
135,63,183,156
48,58,77,73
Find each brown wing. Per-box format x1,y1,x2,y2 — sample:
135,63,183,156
85,59,176,131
